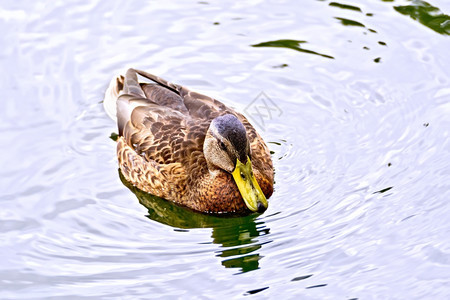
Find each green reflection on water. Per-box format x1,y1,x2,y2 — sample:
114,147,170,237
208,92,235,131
335,17,366,27
109,132,119,142
374,186,393,194
329,2,362,12
394,0,450,35
119,170,270,273
251,39,334,59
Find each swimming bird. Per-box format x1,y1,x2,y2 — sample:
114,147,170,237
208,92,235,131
104,68,273,214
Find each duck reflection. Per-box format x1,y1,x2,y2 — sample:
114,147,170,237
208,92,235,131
119,170,270,273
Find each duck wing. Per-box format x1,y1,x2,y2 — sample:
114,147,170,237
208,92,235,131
117,70,204,166
134,69,232,120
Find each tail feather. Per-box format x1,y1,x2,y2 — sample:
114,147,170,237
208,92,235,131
103,74,124,121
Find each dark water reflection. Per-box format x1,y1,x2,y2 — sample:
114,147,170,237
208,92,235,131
252,40,335,59
394,0,450,35
329,2,362,12
120,171,270,273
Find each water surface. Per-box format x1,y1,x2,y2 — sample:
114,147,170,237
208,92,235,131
1,0,450,298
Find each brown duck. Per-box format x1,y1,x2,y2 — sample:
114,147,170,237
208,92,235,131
104,68,274,214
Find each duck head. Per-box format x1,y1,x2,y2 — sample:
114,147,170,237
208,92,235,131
203,114,268,213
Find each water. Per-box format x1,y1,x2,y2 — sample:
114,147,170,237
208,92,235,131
1,0,450,298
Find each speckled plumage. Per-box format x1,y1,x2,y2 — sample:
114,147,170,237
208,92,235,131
106,68,274,214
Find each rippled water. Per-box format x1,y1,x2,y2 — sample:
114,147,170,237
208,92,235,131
1,0,450,298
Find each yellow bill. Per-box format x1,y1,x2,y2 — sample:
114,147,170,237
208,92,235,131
232,156,268,213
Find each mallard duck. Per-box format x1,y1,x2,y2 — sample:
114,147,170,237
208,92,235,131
104,68,274,214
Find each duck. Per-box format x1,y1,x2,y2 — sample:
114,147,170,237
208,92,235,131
104,68,274,214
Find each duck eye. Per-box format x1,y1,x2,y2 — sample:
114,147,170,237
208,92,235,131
240,172,246,181
219,141,227,150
